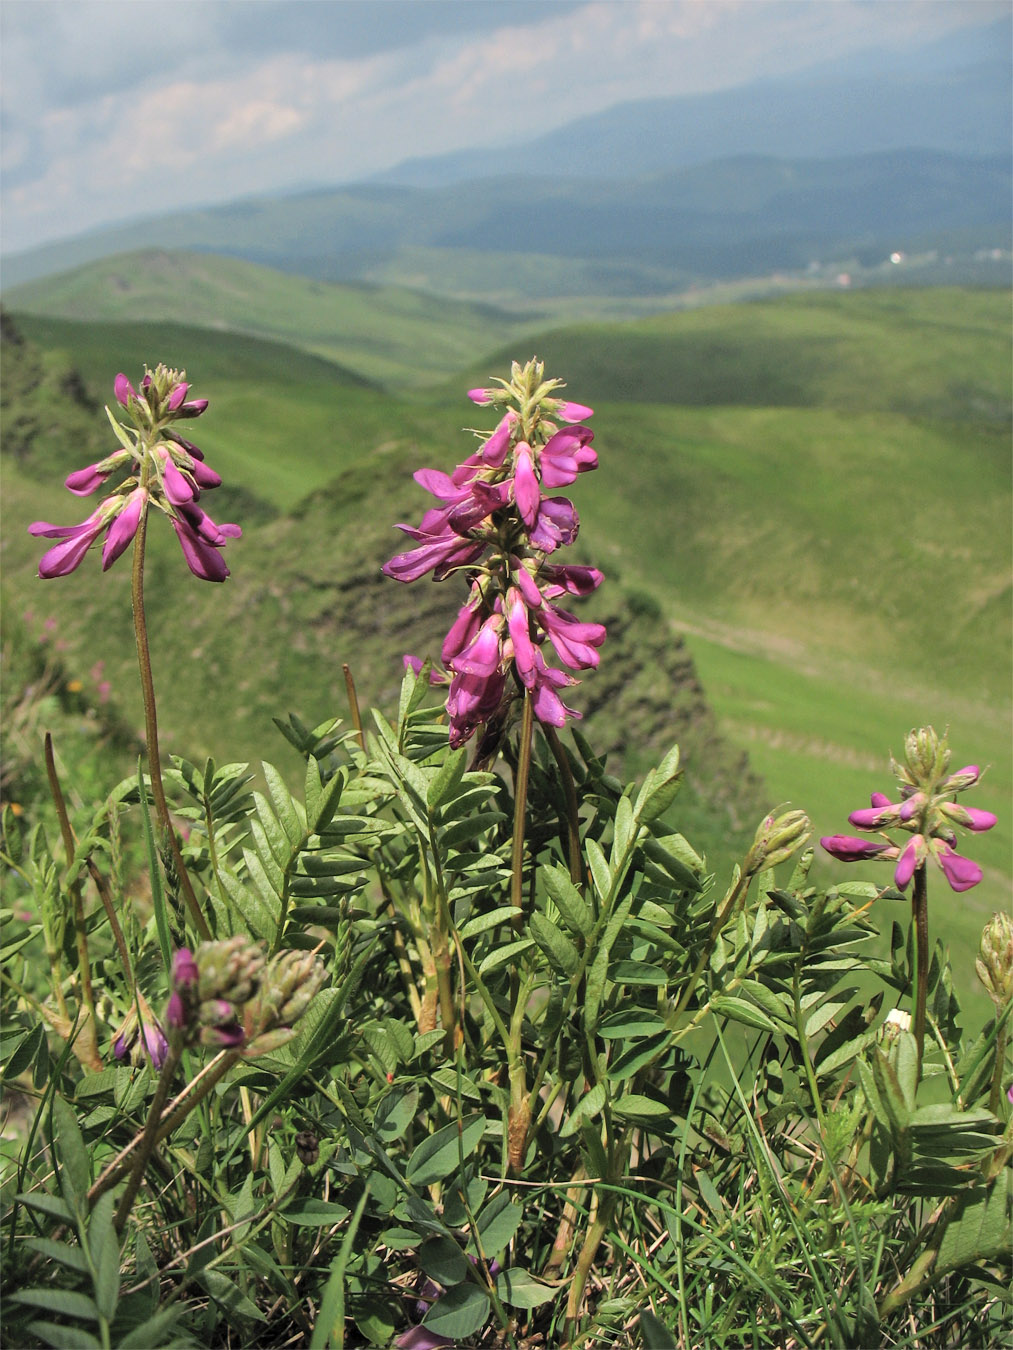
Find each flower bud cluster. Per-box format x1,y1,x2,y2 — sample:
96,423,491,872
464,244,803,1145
383,359,604,747
165,939,327,1055
29,365,240,582
166,937,266,1050
820,726,996,893
976,911,1013,1011
744,807,811,876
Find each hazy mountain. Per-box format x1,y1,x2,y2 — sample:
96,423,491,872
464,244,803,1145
373,19,1012,188
3,150,1008,297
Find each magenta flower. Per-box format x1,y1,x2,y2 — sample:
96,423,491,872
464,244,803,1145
821,728,995,893
112,1002,169,1069
29,510,111,578
820,835,898,862
385,360,603,747
32,365,238,583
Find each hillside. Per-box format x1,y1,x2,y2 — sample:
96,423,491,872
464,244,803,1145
2,290,1008,1014
2,251,546,389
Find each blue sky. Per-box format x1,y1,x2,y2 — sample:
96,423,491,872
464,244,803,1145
1,0,1006,256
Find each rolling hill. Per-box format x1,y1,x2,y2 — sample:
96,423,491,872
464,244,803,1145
2,286,1009,1014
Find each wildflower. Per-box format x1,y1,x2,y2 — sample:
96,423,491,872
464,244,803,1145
30,365,239,582
112,996,169,1069
820,727,994,893
383,359,604,746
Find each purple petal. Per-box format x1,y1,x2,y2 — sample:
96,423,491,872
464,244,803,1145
894,836,923,890
162,457,197,506
171,519,229,582
513,443,541,528
114,373,136,406
177,398,209,419
480,412,516,466
556,401,594,422
506,589,537,687
820,835,894,862
848,806,895,829
101,490,146,570
166,382,189,411
37,519,107,577
467,388,492,405
936,845,982,892
962,807,997,832
65,464,108,496
189,459,222,489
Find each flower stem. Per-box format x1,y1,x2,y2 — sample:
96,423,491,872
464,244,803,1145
112,1042,182,1233
912,863,928,1076
130,507,210,939
545,724,582,888
44,735,99,1050
510,692,534,923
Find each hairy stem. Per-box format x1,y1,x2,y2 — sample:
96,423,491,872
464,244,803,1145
130,510,210,939
44,735,98,1040
912,863,928,1077
510,692,535,922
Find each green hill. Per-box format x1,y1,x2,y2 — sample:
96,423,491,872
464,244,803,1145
3,250,546,390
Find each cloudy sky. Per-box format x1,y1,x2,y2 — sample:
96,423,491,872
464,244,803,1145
1,0,1006,256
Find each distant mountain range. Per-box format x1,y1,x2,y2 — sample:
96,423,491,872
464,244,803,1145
3,150,1009,300
2,15,1009,298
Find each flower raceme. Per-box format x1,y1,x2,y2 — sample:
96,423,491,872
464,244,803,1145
820,727,996,893
29,364,240,582
383,359,605,747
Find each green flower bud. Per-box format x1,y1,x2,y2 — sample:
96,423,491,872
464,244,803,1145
903,725,950,788
745,808,811,875
976,911,1013,1010
247,950,327,1038
196,935,266,1006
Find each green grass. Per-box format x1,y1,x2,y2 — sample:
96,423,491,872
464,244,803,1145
4,250,548,390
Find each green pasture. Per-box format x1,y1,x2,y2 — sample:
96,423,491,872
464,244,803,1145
4,250,545,389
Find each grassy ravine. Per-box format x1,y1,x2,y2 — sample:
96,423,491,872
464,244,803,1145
2,285,1009,1014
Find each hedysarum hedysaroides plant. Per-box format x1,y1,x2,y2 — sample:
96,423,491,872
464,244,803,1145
383,358,604,750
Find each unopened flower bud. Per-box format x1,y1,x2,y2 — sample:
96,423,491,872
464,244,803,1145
198,935,266,1006
976,912,1013,1010
903,726,949,786
942,764,980,791
746,808,811,874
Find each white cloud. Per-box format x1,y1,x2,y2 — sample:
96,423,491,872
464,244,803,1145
1,0,1007,253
